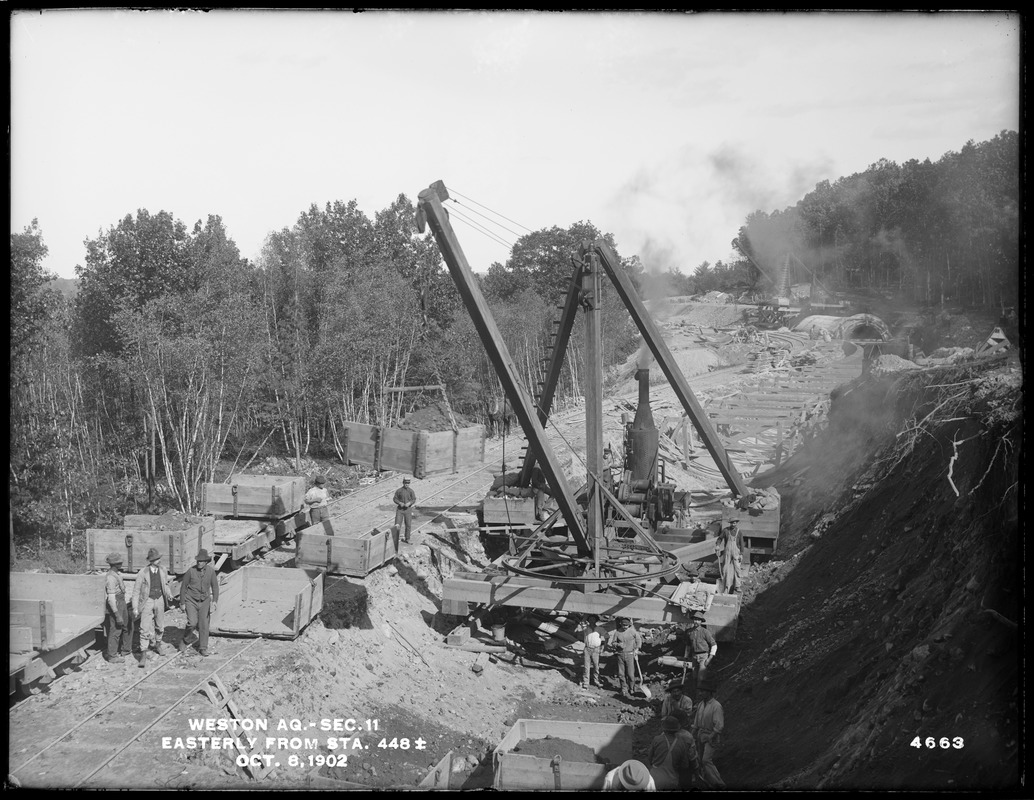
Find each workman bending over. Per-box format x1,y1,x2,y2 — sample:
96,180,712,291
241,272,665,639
607,618,643,698
649,716,700,790
179,549,219,657
691,681,726,788
393,477,417,543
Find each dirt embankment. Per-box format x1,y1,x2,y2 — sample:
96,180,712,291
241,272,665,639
722,357,1021,790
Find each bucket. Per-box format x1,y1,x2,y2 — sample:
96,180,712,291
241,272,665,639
491,624,507,642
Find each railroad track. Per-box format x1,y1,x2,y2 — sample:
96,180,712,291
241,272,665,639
9,637,262,788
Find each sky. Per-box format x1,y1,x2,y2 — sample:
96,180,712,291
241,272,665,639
10,10,1021,282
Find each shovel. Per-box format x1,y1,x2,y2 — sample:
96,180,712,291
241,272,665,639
633,653,652,699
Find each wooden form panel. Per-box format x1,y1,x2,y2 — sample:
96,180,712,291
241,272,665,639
86,524,214,575
202,475,306,519
493,720,632,791
294,526,397,577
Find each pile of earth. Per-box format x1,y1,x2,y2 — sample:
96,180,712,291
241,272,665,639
398,401,473,432
722,356,1021,790
512,736,600,763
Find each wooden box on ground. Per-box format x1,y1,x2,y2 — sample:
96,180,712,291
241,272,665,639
493,719,633,791
294,522,397,577
86,520,215,575
210,565,323,639
201,474,307,519
723,488,781,561
339,421,486,478
481,495,538,529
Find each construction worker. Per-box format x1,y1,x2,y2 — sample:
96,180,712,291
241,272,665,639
132,547,173,668
683,617,718,692
607,618,643,698
581,614,604,690
691,681,726,788
103,552,133,663
715,519,745,594
648,716,700,790
179,549,219,657
602,759,655,791
659,681,694,729
393,477,416,543
304,475,331,526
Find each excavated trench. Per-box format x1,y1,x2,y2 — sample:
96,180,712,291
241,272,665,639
721,359,1021,790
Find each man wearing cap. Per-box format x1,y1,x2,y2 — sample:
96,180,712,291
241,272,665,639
393,477,417,544
103,552,133,663
659,681,694,729
602,759,656,791
133,547,173,668
648,716,699,790
179,550,219,657
607,618,643,698
682,617,718,691
691,681,726,788
304,475,331,526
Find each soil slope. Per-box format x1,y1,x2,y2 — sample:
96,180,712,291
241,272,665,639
722,356,1022,790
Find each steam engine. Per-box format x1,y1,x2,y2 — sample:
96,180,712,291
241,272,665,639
616,368,676,529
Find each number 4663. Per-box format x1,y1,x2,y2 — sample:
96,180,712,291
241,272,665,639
911,736,964,749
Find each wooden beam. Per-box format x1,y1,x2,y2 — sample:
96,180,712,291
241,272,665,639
441,573,740,634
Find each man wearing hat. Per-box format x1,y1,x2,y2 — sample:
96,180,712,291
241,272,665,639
648,716,699,790
392,477,417,544
179,550,219,656
715,518,744,594
133,547,173,667
606,617,643,698
659,681,694,729
691,681,726,788
304,475,331,526
602,759,655,791
682,616,718,691
103,552,133,663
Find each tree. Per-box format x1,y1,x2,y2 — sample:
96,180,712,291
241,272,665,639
10,220,58,383
73,210,192,358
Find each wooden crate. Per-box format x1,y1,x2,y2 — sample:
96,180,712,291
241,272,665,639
339,421,486,477
201,474,306,519
9,573,107,653
481,495,538,528
722,488,781,561
211,565,324,639
86,522,214,575
493,719,633,791
295,523,398,577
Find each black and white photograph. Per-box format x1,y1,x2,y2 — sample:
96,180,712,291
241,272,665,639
8,9,1021,791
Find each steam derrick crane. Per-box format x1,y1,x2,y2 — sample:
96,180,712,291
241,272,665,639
417,180,748,630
